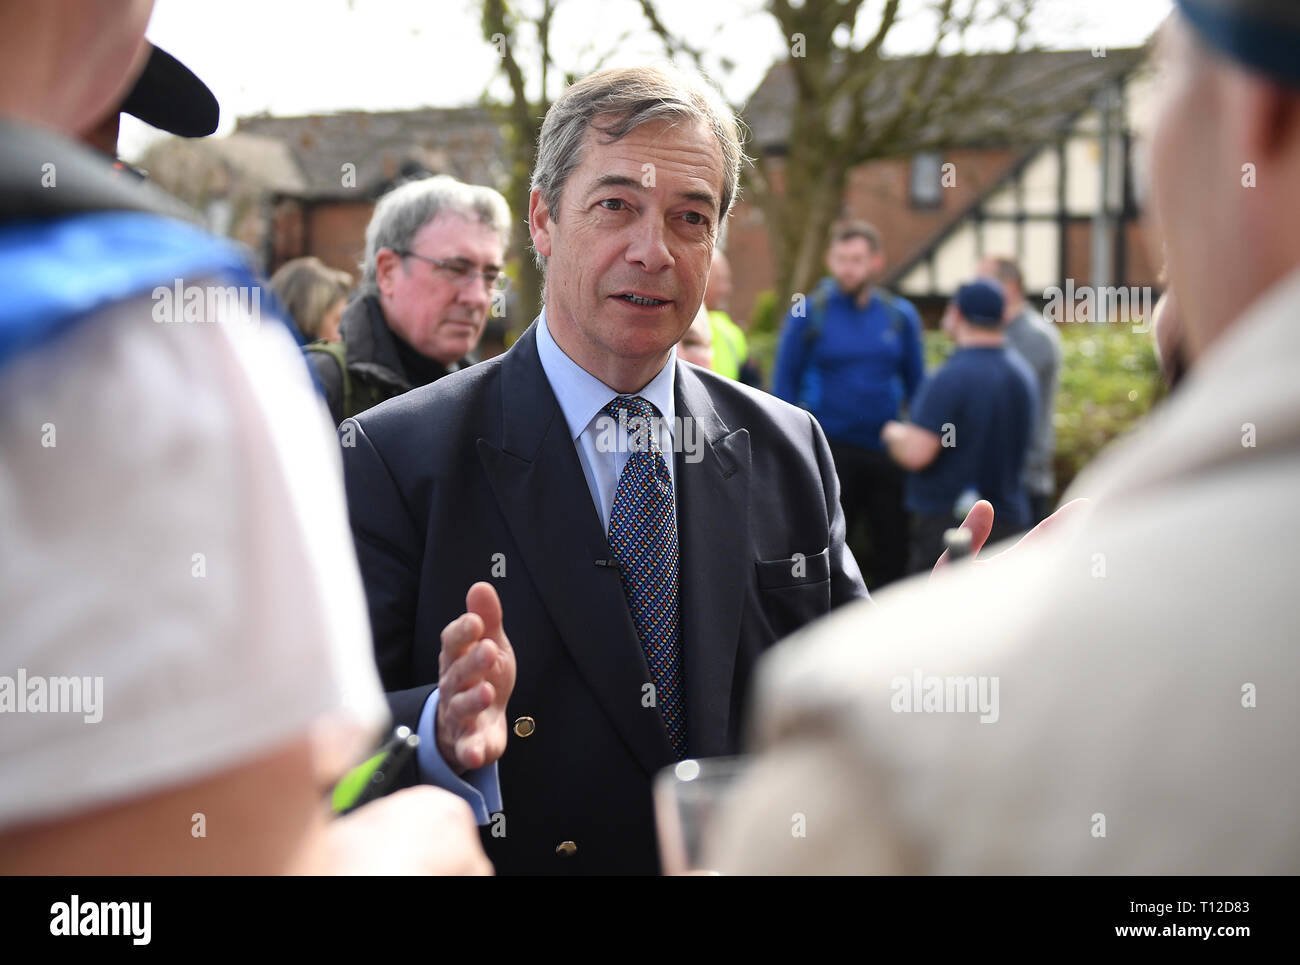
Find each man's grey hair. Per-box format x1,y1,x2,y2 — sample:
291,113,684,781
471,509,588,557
529,64,747,272
360,174,511,296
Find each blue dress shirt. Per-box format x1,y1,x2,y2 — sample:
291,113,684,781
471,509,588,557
534,308,678,531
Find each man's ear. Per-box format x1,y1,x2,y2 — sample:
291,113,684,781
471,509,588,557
529,188,554,259
941,304,958,335
1236,72,1300,163
374,248,403,297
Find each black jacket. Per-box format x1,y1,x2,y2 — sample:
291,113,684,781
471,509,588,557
341,321,868,875
308,294,459,425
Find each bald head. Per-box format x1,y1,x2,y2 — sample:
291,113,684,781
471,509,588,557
0,0,154,136
677,303,715,369
704,250,732,313
978,255,1025,316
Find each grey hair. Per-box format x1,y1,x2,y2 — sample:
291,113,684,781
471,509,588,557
529,64,747,272
360,174,511,296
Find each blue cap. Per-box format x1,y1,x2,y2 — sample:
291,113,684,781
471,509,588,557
1177,0,1300,89
955,279,1005,327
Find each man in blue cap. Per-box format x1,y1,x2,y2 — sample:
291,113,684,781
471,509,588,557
880,278,1037,575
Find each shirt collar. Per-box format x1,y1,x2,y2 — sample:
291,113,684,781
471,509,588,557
536,308,676,441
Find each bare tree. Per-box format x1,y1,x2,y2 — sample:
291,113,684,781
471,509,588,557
480,0,552,331
485,0,1056,323
480,0,635,329
643,0,1048,303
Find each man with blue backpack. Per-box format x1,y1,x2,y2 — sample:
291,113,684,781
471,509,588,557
772,221,925,589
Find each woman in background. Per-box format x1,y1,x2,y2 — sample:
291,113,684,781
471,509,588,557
270,256,352,343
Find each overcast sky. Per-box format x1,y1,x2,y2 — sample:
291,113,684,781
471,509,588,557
120,0,1173,160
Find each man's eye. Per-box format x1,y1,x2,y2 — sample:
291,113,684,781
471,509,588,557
681,211,708,227
446,262,473,277
599,199,626,211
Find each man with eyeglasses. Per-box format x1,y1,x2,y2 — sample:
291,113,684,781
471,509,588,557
307,174,511,425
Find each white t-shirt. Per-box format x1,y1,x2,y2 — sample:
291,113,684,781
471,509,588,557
0,282,389,830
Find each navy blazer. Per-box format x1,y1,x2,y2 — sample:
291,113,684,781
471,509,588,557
342,320,868,875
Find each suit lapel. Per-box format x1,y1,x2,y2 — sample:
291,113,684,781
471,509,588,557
478,323,676,777
674,363,751,757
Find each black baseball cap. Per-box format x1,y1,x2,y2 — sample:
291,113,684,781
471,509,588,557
955,279,1005,327
121,44,219,137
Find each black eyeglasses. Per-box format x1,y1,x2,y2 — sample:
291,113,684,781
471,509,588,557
392,250,509,293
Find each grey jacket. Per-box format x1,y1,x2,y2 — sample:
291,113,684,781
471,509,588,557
1004,305,1062,497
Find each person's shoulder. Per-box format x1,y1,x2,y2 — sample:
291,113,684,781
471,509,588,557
709,309,739,330
354,351,505,440
1003,346,1038,395
927,350,969,384
1023,309,1062,348
883,290,921,316
305,343,343,398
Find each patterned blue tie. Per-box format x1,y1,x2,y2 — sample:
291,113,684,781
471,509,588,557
602,395,687,759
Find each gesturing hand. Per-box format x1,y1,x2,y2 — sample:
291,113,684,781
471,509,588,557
435,581,516,774
930,497,1091,579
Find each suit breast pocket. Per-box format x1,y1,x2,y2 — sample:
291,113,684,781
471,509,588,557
754,548,831,636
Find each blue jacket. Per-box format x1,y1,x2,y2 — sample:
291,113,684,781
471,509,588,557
772,279,925,450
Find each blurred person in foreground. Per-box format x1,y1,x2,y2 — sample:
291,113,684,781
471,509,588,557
0,0,493,875
980,255,1062,523
306,175,510,424
709,0,1300,874
882,278,1038,575
271,256,352,344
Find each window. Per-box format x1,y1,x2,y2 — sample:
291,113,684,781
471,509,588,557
910,152,943,208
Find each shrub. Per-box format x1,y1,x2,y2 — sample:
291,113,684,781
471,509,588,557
744,289,781,388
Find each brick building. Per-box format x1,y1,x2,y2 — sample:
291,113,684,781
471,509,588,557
731,45,1161,328
142,45,1159,337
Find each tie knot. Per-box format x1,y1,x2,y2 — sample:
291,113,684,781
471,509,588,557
602,395,660,424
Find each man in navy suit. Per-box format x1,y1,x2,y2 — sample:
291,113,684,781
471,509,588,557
342,64,870,874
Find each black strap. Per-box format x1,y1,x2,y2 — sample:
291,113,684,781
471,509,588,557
802,284,907,352
304,340,353,423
